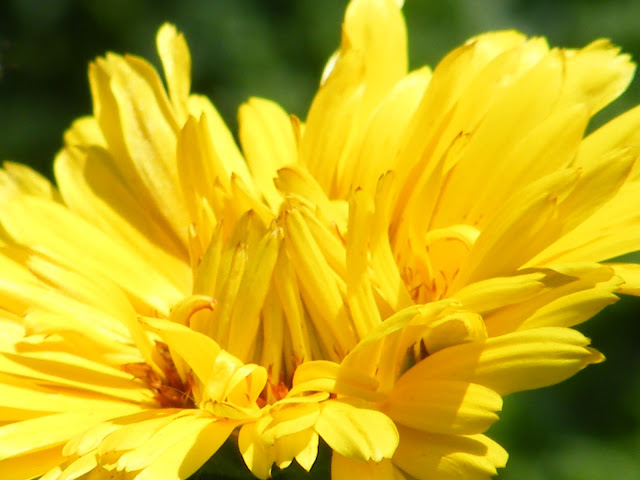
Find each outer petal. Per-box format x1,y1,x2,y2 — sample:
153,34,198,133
239,97,297,210
0,194,183,317
314,399,398,463
157,24,191,121
483,264,621,336
0,406,141,463
301,0,407,195
609,263,640,295
393,426,508,480
1,162,60,201
383,380,502,435
0,350,152,403
54,146,190,291
455,273,547,314
89,53,190,247
560,39,635,115
239,417,276,480
0,446,65,480
332,454,399,480
131,418,237,480
530,181,640,264
397,327,603,396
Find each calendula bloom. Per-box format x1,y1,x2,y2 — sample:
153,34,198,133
1,0,639,479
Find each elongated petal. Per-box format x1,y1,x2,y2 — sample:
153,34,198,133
239,97,297,210
1,162,60,201
157,24,191,121
0,446,65,480
398,327,603,396
383,380,502,435
132,418,236,479
314,399,398,462
0,406,140,461
393,426,508,480
332,454,397,480
54,146,189,283
0,195,183,316
89,53,189,246
609,263,640,295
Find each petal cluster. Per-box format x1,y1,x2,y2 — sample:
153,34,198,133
0,0,639,479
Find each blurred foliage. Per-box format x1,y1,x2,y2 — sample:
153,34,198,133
1,1,639,479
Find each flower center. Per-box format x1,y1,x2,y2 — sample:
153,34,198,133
123,341,196,409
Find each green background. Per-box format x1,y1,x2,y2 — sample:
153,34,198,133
1,1,639,479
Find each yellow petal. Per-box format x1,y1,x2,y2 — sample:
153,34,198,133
609,263,640,295
283,208,356,359
176,113,236,226
0,446,64,480
63,116,105,147
274,166,339,223
342,0,407,101
454,168,578,287
139,317,224,391
54,145,190,288
346,189,382,338
293,430,320,472
0,256,129,342
187,94,254,189
134,418,237,480
89,53,190,246
420,311,487,355
259,287,286,397
345,301,456,362
96,409,189,456
527,146,636,267
0,195,183,316
349,67,431,193
156,24,191,121
314,399,398,463
331,454,397,480
0,407,140,461
455,273,547,313
0,351,152,403
432,49,568,228
514,284,618,330
262,403,321,445
239,418,275,480
393,426,508,480
0,381,143,418
484,264,621,336
21,253,158,369
400,327,604,396
579,103,640,177
272,248,312,369
301,0,407,196
47,451,97,480
113,412,232,475
383,380,501,435
369,173,413,312
458,104,589,228
288,360,383,402
239,97,297,210
559,39,635,115
2,162,60,201
272,428,318,471
530,179,640,264
392,31,532,191
226,227,283,361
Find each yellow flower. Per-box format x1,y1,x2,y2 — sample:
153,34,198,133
0,0,638,479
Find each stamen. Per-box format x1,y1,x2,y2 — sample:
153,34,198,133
123,341,196,409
